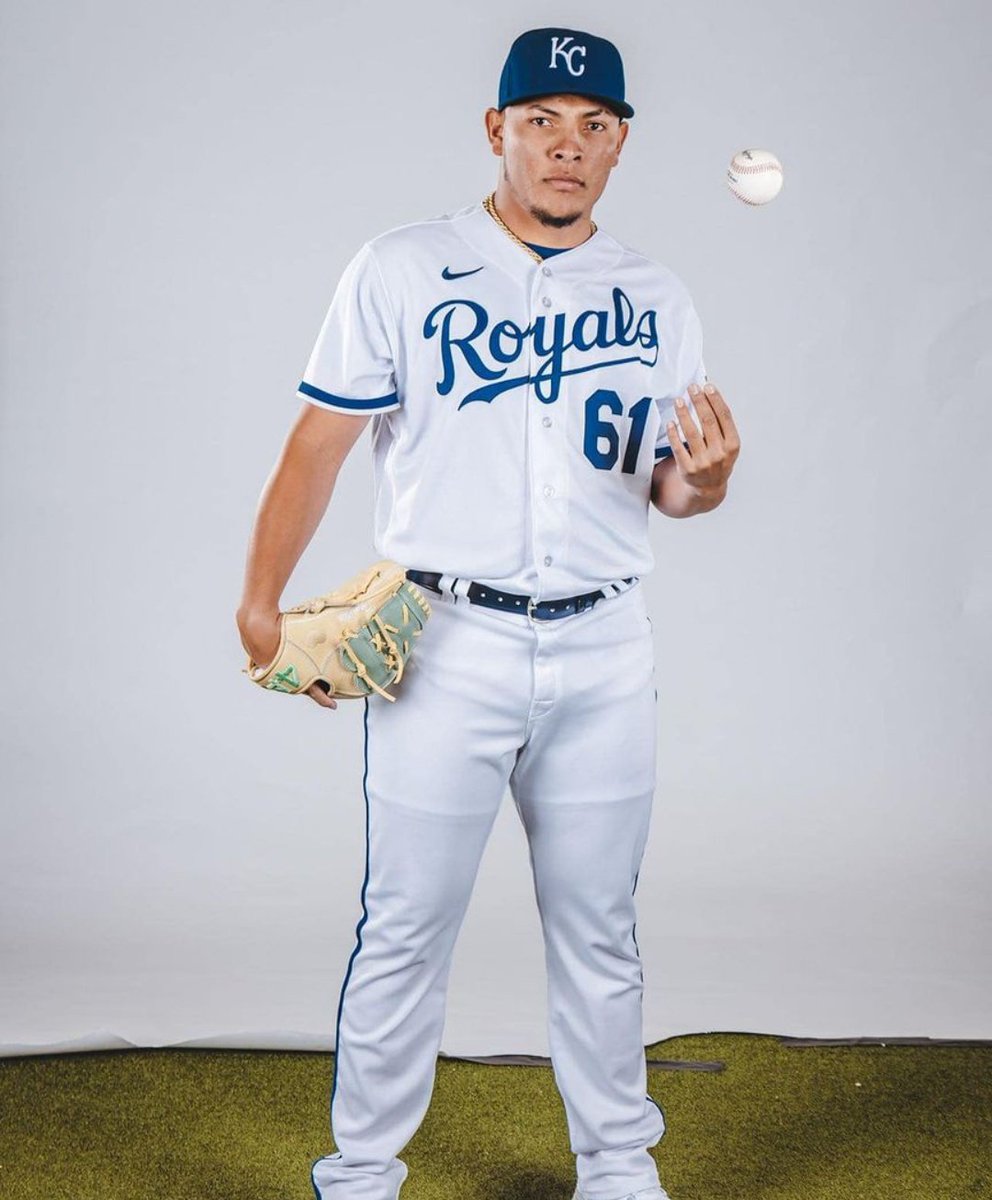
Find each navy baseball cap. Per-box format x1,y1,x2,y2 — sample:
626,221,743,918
498,27,634,120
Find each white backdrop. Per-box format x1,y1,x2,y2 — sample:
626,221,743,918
2,0,989,1058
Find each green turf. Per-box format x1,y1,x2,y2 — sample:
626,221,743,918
0,1034,989,1199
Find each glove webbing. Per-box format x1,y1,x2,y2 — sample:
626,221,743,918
338,604,421,702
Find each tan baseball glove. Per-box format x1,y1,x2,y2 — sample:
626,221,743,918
242,560,432,702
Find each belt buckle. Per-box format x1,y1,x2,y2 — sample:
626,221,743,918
526,594,539,620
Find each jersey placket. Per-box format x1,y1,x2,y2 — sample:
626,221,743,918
527,260,569,602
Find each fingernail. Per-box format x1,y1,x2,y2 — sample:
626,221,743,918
704,383,715,394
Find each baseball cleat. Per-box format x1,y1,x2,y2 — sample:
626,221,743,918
571,1187,672,1200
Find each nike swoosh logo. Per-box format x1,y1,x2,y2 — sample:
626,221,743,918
441,264,484,280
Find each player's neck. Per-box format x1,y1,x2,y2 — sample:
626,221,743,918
489,184,596,250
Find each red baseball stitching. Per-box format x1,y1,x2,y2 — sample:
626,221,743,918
729,158,783,176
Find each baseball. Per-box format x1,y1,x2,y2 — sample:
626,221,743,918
726,148,784,205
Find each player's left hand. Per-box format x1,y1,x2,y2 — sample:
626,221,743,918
667,382,740,494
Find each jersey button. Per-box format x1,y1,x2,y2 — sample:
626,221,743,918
542,416,552,427
541,266,552,277
544,555,553,566
541,296,552,308
543,485,555,497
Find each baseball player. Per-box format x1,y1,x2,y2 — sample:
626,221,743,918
236,25,739,1200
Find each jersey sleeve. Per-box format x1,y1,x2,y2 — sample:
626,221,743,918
654,299,708,462
297,242,401,415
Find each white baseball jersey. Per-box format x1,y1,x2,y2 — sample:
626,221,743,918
297,198,707,597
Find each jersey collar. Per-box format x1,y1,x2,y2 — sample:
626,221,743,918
453,199,623,285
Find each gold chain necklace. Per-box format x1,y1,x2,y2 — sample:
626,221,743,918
482,191,597,264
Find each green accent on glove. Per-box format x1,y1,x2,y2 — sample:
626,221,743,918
339,582,429,696
266,664,301,692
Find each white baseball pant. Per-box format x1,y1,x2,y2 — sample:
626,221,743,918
310,577,667,1200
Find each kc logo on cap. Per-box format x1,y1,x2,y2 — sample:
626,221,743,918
497,26,635,119
549,34,587,77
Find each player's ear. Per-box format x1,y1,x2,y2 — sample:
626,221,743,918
614,119,630,162
484,106,505,155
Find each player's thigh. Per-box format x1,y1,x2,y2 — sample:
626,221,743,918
509,587,657,805
366,594,532,818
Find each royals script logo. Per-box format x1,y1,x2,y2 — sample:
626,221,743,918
422,287,659,408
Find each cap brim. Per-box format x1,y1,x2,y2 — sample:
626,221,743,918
503,91,634,119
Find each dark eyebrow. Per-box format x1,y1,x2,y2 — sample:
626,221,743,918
526,102,609,118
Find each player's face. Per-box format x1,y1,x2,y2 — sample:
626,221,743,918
485,94,629,226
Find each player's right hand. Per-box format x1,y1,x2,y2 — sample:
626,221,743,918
236,608,338,710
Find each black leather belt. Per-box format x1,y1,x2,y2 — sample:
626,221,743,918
405,569,636,621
